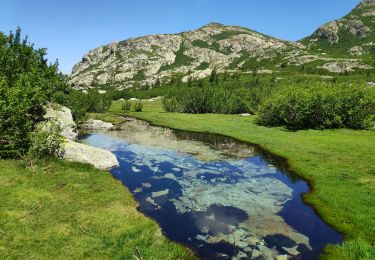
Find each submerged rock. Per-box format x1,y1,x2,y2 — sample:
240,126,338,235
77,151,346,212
151,189,169,198
59,139,119,170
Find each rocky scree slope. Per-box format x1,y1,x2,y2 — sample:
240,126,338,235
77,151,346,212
70,0,375,89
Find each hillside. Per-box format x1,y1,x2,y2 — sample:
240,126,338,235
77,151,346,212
70,0,375,89
302,0,375,57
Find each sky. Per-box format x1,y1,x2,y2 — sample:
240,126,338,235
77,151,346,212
2,0,361,74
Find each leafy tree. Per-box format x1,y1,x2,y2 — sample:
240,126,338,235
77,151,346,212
0,28,68,157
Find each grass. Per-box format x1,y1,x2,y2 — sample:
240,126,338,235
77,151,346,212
115,100,375,259
0,158,193,259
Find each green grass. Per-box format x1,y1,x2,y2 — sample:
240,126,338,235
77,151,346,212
0,158,193,259
118,100,375,259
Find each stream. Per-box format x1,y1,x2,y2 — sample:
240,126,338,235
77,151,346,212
80,118,341,259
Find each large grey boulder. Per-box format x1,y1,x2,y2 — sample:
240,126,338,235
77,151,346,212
44,104,77,140
43,104,118,170
60,139,119,170
80,119,113,130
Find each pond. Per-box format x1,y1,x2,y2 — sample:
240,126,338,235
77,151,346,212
80,118,341,259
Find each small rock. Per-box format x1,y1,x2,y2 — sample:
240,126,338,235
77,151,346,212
240,113,251,117
80,119,113,130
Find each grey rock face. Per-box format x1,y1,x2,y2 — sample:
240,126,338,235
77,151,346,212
69,23,302,89
43,104,118,170
348,46,365,56
43,104,77,141
345,20,370,37
314,21,340,44
319,60,373,73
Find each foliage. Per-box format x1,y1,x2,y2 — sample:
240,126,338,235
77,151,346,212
121,100,131,111
0,28,68,157
258,84,375,129
28,119,62,158
162,97,181,112
132,100,143,112
63,90,112,122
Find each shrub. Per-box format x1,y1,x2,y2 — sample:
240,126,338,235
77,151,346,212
166,85,254,114
0,28,68,157
121,100,131,111
132,101,143,112
258,84,375,130
28,120,62,158
163,97,180,112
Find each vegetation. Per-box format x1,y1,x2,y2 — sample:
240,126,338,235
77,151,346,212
63,90,112,122
258,84,375,129
158,43,194,72
132,100,143,112
121,100,131,111
0,159,193,259
0,28,68,158
121,100,375,259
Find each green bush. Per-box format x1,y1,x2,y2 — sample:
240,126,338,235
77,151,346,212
164,85,253,114
258,84,375,130
28,120,62,158
132,101,143,112
0,28,68,157
163,97,181,112
121,100,131,111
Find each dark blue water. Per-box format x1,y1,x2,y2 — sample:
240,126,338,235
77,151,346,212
81,119,341,259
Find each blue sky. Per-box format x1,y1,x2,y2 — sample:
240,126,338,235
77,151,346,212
2,0,361,74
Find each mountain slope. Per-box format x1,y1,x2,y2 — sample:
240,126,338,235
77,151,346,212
70,0,375,89
301,0,375,58
69,23,305,89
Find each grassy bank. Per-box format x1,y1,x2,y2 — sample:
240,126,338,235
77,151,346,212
96,99,375,259
0,159,193,259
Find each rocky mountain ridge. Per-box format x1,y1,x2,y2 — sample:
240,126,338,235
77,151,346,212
70,0,375,89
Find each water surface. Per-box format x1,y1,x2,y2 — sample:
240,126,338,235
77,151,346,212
81,118,341,259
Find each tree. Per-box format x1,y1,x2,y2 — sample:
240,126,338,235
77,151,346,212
0,28,68,158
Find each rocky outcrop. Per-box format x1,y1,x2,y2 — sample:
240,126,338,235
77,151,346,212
348,46,365,56
319,60,373,73
80,119,113,130
314,21,339,44
59,139,119,170
70,0,375,86
305,0,374,52
44,104,77,140
69,23,304,89
44,104,118,170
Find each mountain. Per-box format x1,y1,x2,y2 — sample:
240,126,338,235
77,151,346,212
70,0,375,89
301,0,375,57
